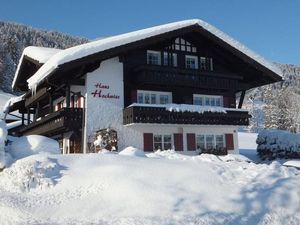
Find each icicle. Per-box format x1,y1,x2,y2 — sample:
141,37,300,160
30,83,37,96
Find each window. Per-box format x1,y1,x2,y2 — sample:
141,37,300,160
193,94,223,107
154,134,172,150
206,135,214,150
185,55,198,69
196,134,225,151
199,57,213,71
160,95,169,104
163,52,177,67
196,135,205,151
168,38,197,53
216,135,225,149
147,50,161,65
137,90,172,105
200,57,206,70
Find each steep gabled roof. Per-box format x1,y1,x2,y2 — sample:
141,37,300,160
13,19,282,91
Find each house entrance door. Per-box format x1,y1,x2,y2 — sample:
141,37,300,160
69,132,82,153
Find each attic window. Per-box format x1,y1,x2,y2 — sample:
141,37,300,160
167,38,197,53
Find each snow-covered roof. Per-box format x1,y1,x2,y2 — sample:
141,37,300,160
17,19,282,90
22,46,63,64
12,46,62,89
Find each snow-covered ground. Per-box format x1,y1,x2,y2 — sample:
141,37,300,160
0,133,300,225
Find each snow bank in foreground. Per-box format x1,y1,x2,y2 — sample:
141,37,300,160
119,146,146,157
10,135,60,160
0,155,61,192
0,152,299,225
283,160,300,169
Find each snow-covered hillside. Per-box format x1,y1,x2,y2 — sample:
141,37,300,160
0,133,299,225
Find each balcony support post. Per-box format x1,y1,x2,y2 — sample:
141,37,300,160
238,90,245,109
49,93,53,113
27,109,30,125
66,84,70,108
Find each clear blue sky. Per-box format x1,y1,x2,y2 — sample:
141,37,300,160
1,0,299,65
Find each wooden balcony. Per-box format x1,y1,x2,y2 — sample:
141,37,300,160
133,65,244,90
123,105,250,126
19,108,83,136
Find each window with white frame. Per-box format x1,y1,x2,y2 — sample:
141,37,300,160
196,134,225,151
147,50,161,65
154,134,172,150
163,52,177,67
168,38,197,53
185,55,198,69
137,90,172,104
193,94,223,107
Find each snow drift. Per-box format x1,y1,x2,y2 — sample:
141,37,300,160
0,150,299,225
10,135,60,160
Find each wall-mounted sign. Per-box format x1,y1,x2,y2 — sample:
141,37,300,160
91,82,120,99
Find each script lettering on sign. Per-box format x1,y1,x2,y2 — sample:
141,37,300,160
91,82,120,99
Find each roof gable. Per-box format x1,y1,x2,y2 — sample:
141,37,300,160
12,19,282,91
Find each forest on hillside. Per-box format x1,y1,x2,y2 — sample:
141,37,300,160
0,21,88,93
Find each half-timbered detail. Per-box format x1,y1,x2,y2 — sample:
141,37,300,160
8,19,282,155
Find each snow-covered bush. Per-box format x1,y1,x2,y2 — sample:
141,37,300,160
257,129,300,160
10,135,60,160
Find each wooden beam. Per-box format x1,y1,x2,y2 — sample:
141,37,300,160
65,84,70,108
238,90,245,109
25,87,48,107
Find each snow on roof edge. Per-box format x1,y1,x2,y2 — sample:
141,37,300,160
26,19,282,90
12,46,62,89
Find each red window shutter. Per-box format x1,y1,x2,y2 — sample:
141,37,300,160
131,90,137,103
187,133,196,151
225,133,234,150
174,133,183,151
143,133,153,152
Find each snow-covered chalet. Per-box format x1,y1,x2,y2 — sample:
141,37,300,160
8,19,282,154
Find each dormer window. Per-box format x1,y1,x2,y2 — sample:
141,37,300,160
185,55,198,69
147,50,161,65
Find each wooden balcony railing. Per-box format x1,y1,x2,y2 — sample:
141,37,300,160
123,105,250,126
19,108,83,136
133,65,243,90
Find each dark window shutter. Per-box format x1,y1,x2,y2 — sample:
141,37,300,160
174,133,183,151
131,90,137,103
70,95,74,108
223,96,229,107
143,133,153,152
187,133,196,151
225,133,234,150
